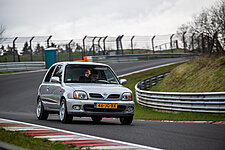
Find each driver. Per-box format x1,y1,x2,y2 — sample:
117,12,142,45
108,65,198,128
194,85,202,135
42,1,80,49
90,70,99,82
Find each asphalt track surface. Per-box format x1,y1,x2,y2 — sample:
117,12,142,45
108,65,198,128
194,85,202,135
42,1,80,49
0,57,225,150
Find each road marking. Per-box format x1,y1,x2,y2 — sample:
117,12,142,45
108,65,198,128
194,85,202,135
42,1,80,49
0,118,162,150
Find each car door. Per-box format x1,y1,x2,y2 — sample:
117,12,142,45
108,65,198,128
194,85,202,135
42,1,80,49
49,64,63,110
39,65,56,109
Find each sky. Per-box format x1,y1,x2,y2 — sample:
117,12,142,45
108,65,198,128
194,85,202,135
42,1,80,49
0,0,219,40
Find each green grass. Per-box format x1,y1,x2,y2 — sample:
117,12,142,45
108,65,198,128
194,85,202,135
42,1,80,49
0,128,74,150
0,52,83,62
120,60,225,121
151,55,225,92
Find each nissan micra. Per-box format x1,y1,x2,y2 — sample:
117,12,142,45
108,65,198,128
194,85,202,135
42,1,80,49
36,62,135,125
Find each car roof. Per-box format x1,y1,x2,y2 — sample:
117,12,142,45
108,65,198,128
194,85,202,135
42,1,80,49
55,61,109,67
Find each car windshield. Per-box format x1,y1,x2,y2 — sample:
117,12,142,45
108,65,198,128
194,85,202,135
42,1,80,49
64,64,119,84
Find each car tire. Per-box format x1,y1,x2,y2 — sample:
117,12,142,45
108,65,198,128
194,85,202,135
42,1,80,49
91,116,102,123
36,98,49,120
59,99,73,123
120,116,133,125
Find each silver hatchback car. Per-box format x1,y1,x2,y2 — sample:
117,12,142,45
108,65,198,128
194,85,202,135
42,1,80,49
36,62,135,125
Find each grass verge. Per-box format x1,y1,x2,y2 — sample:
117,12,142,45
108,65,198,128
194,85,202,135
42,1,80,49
121,61,225,121
151,55,225,92
0,128,74,150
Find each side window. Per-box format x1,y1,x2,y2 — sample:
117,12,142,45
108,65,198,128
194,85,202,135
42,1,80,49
44,65,56,82
52,65,63,82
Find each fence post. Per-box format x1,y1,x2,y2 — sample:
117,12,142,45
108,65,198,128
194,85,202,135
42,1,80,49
98,37,102,55
103,36,108,55
207,33,210,53
182,32,187,53
13,37,18,62
131,36,135,54
68,40,73,61
116,35,120,55
120,35,124,55
191,33,195,51
92,37,97,56
151,36,156,53
29,36,35,61
46,35,52,48
201,33,205,53
170,34,174,53
82,36,87,58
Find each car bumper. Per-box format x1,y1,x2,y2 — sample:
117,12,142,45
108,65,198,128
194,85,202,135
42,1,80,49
66,99,135,117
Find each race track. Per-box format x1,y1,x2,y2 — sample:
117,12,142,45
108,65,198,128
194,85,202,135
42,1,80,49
0,57,225,150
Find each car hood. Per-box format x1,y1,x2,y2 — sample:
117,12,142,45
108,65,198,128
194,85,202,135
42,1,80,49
65,83,131,95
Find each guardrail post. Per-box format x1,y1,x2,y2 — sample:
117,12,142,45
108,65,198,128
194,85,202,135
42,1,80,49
82,36,87,57
13,37,18,62
170,34,174,53
131,36,135,54
150,78,152,89
151,36,156,54
29,36,35,61
103,36,108,55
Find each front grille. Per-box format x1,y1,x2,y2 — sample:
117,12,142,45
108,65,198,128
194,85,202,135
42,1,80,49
83,104,126,112
107,94,120,99
89,93,103,98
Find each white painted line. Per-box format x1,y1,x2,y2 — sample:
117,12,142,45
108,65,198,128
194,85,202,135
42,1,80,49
118,60,187,77
2,127,49,131
48,137,96,142
0,118,163,150
33,135,83,139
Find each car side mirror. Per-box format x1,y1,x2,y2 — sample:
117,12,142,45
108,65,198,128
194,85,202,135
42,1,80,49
51,77,61,84
120,79,127,85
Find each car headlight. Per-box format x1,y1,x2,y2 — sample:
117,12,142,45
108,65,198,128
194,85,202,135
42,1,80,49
74,91,88,100
122,92,133,101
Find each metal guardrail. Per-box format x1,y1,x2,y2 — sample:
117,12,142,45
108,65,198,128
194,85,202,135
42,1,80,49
87,53,196,63
0,62,45,72
135,74,225,113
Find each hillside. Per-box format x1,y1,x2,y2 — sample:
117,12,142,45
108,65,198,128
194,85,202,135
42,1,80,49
151,56,225,92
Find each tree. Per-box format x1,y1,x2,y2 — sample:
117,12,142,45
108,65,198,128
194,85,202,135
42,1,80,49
176,0,225,54
4,45,13,56
75,43,83,52
21,41,30,55
0,45,4,55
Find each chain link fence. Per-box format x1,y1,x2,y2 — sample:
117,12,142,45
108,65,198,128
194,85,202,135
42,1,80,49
0,32,223,62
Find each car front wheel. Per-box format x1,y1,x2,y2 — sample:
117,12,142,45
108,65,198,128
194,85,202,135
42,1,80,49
59,99,73,123
120,116,133,125
36,98,49,120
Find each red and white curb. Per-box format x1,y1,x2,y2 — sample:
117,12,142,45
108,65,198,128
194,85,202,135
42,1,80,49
0,118,161,150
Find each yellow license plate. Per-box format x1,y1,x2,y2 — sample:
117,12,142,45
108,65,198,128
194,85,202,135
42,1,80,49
94,103,117,109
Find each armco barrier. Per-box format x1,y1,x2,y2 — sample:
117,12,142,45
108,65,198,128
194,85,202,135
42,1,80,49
135,75,225,114
87,53,196,63
0,62,45,72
